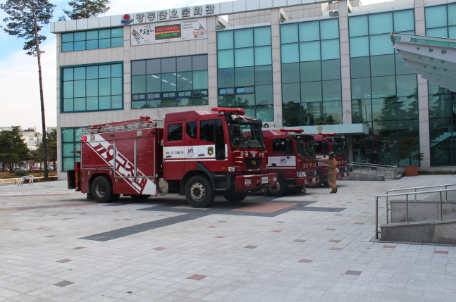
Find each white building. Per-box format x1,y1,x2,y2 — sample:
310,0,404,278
51,0,456,179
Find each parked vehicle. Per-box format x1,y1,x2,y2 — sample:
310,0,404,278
262,129,319,196
67,108,278,207
310,133,349,186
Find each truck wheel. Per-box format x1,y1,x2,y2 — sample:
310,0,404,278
267,177,286,196
130,194,151,200
92,176,114,203
185,175,215,208
223,191,247,202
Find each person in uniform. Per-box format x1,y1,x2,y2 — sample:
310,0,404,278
318,151,338,193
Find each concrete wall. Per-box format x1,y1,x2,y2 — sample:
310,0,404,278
381,219,456,244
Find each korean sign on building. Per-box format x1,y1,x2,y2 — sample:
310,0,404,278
122,4,217,25
131,19,207,46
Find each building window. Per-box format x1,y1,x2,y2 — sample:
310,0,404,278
61,127,84,172
280,19,341,126
425,3,456,38
425,4,456,166
61,28,123,52
349,9,417,167
131,55,208,108
61,62,123,113
217,27,273,122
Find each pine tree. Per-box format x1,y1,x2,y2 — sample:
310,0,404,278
63,0,110,20
1,0,55,178
0,127,30,173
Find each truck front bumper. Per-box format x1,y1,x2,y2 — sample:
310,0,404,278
337,171,349,179
294,176,320,187
234,173,278,191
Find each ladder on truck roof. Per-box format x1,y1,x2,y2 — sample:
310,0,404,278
82,116,158,135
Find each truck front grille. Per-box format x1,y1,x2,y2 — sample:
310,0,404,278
244,158,262,170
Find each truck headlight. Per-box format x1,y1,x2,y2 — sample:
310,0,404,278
297,171,307,177
245,178,251,185
228,166,236,172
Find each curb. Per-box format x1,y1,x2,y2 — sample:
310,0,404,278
0,177,58,184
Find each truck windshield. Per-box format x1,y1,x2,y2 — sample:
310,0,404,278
296,138,315,158
330,138,346,157
229,120,265,149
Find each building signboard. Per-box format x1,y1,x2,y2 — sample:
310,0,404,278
124,4,216,25
131,19,207,45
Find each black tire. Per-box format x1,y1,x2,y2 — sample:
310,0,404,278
92,176,113,203
185,175,215,208
223,191,247,202
130,194,151,200
267,177,287,196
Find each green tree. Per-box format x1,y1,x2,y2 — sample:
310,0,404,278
29,148,43,173
0,127,30,173
36,129,57,170
47,129,57,169
62,0,110,20
1,0,55,178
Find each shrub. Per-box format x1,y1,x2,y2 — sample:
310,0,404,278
15,170,28,177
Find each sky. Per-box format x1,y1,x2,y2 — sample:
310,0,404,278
0,0,389,131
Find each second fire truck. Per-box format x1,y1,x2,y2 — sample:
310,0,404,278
67,108,277,208
262,129,319,196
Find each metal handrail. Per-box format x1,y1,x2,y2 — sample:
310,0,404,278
387,183,456,194
375,188,456,239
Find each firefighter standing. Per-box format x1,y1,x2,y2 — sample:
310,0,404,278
318,151,338,193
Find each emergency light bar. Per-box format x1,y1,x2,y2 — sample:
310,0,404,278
211,107,246,115
280,129,304,133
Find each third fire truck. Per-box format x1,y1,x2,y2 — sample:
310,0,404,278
310,133,349,186
262,129,319,196
67,108,277,208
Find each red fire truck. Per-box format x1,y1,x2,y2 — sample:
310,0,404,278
262,129,319,196
311,133,349,186
67,108,278,208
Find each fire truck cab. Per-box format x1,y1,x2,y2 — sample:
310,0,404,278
262,129,319,196
68,108,277,208
311,133,349,186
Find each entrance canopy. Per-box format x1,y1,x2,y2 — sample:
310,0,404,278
391,33,456,92
269,123,369,135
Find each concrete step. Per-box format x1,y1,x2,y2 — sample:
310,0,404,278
380,219,456,244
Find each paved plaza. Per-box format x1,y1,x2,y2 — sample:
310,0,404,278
1,176,456,301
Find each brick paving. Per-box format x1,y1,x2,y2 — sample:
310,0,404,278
1,176,456,301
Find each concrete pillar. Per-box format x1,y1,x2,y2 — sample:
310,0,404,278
271,8,283,127
415,0,431,169
339,0,352,125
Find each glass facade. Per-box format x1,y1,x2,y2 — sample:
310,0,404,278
349,10,418,166
280,19,341,126
61,63,123,113
61,28,123,52
426,4,456,166
425,3,456,38
61,127,84,172
217,27,273,122
131,55,208,108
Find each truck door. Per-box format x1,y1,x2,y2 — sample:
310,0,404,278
164,122,184,179
197,118,226,164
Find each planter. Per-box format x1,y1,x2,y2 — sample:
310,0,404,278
405,166,418,176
